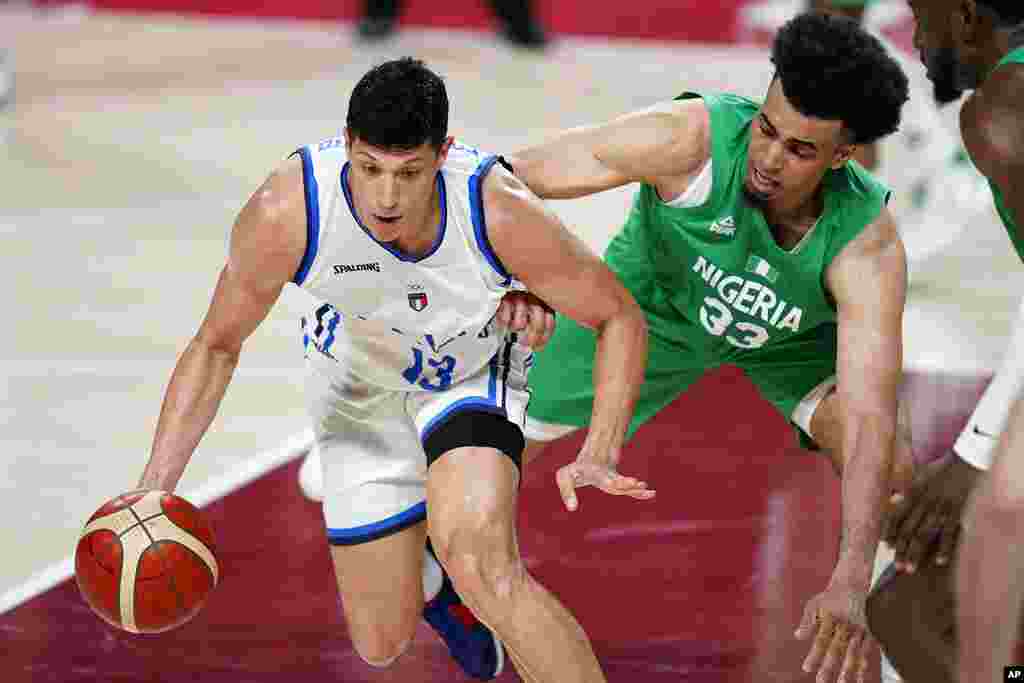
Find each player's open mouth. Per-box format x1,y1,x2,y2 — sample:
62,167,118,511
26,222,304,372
752,166,779,192
375,215,402,224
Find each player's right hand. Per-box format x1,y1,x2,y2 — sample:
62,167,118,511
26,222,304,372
555,456,655,512
883,451,982,572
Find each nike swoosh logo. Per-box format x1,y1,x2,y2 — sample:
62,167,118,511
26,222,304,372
973,425,998,439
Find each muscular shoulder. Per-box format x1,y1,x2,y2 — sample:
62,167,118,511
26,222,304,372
961,65,1024,186
825,207,906,303
230,156,308,288
479,160,546,236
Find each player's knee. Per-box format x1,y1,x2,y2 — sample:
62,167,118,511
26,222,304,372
352,631,413,669
432,518,524,611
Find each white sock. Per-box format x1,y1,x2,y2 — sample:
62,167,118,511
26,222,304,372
422,546,444,603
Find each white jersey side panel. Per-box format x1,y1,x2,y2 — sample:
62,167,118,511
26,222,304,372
291,138,522,390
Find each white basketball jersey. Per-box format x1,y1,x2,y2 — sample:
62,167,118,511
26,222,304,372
292,137,522,390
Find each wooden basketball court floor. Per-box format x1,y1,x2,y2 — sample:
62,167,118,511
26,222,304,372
1,4,1020,681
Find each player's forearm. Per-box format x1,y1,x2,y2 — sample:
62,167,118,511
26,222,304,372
139,338,239,492
510,133,620,200
957,480,1024,682
832,413,896,589
583,304,647,464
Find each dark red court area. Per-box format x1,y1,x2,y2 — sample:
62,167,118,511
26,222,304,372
2,368,987,682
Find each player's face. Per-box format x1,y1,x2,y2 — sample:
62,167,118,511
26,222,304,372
906,0,983,103
745,80,852,211
345,133,452,244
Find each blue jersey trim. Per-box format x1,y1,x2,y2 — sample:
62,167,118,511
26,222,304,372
340,163,448,263
326,501,427,546
469,155,513,286
292,147,320,286
419,343,509,443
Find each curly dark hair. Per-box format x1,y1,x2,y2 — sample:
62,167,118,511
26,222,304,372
346,57,449,151
978,0,1024,26
771,12,908,145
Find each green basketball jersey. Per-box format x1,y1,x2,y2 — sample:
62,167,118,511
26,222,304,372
984,46,1024,259
605,92,891,362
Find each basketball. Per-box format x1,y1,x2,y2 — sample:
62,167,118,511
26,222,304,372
75,489,219,634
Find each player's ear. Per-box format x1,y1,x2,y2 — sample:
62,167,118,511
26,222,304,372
831,142,856,170
435,136,454,166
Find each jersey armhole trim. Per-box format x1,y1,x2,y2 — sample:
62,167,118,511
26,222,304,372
469,155,513,286
291,147,320,286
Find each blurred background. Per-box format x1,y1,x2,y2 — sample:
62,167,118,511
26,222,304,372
0,0,1018,679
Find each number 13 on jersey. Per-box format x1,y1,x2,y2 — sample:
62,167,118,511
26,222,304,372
403,347,457,391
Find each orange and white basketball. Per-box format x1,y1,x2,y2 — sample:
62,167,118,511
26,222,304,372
74,490,219,634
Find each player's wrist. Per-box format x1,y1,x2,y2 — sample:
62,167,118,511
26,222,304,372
578,423,625,467
827,562,872,594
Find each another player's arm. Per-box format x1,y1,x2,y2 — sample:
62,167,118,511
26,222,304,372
138,159,306,492
825,208,906,590
482,166,651,508
958,393,1024,682
507,98,710,200
796,209,906,681
956,74,1024,682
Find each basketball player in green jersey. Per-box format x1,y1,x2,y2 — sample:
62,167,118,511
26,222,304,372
508,12,911,683
855,2,1024,681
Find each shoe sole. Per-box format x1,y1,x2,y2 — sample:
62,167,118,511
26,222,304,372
491,629,505,677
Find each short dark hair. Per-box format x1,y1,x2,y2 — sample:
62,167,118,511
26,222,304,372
978,0,1024,27
346,57,449,151
771,12,909,145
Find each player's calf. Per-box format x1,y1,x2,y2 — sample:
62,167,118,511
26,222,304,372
327,526,429,670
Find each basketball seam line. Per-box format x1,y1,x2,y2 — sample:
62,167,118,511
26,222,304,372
127,507,157,545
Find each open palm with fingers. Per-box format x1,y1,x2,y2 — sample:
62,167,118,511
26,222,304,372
796,582,874,683
555,456,655,512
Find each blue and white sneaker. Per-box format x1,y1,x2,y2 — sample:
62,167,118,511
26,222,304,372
422,562,505,680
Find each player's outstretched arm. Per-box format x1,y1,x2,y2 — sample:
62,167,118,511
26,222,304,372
138,158,307,492
796,208,906,683
482,165,653,511
958,394,1024,682
507,98,710,200
947,76,1024,681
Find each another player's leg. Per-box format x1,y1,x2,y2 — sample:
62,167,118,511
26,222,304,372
307,358,433,668
866,560,956,682
329,523,429,666
426,437,606,683
306,340,503,678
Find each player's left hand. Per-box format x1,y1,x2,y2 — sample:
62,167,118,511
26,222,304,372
496,291,556,350
795,581,874,683
555,456,655,512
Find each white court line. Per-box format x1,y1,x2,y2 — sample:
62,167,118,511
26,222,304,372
0,429,313,616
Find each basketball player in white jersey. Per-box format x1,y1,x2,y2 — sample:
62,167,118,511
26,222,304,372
136,57,651,682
